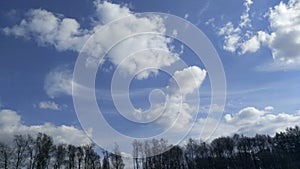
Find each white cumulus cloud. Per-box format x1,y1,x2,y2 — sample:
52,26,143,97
240,35,260,54
93,0,131,25
218,0,300,70
223,106,300,137
169,66,207,95
2,9,90,52
0,109,91,145
3,1,180,81
263,0,300,66
147,66,207,129
85,6,179,79
190,106,300,141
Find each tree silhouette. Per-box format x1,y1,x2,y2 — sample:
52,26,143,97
53,144,66,169
130,126,300,169
0,126,300,168
111,143,124,169
0,142,11,169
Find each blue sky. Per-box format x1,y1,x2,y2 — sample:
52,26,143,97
1,0,300,155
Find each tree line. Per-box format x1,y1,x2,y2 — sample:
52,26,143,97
0,133,124,169
132,126,300,169
1,126,299,169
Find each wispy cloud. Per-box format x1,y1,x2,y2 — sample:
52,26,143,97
217,0,254,53
44,66,73,98
38,101,62,110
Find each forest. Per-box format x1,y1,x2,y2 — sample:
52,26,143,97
0,126,299,169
